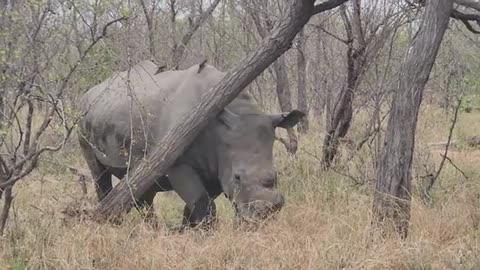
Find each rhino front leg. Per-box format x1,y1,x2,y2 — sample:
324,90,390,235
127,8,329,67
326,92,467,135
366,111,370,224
168,164,215,229
182,197,217,227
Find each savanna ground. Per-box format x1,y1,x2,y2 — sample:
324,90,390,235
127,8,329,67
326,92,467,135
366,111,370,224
1,103,480,270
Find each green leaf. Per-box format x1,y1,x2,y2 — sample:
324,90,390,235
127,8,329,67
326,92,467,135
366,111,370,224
120,6,132,19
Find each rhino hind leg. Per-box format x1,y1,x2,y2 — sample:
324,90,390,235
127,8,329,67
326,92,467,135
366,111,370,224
78,136,112,201
134,187,159,227
134,176,173,227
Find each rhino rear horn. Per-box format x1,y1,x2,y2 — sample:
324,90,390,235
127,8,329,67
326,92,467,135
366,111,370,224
197,59,208,74
154,65,167,75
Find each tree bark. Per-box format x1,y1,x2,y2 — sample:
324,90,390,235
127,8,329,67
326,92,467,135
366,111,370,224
272,56,298,154
169,0,177,55
0,186,12,235
139,0,157,61
296,29,309,133
247,0,298,154
312,33,327,119
372,0,453,238
93,0,318,221
321,0,399,168
321,3,360,168
273,56,292,112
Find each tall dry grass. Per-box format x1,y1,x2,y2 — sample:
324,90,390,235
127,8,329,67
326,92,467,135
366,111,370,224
1,106,480,270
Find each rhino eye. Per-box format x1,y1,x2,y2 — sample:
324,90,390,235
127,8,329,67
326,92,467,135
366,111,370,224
234,174,241,184
233,174,241,192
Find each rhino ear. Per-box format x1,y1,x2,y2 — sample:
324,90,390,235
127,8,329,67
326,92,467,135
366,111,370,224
271,110,305,129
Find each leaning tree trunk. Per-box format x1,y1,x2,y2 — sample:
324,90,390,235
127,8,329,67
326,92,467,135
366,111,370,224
273,56,299,154
321,0,399,168
321,3,362,168
296,29,309,133
247,0,299,154
0,0,9,234
92,0,346,220
273,56,293,113
372,0,453,238
321,48,357,167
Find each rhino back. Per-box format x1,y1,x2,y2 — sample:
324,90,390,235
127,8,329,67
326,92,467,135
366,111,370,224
156,65,225,134
79,61,225,169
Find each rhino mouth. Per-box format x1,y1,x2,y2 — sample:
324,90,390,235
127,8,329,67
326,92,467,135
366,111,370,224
233,197,284,229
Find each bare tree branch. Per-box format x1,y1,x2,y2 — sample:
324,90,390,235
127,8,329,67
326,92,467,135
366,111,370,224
313,0,350,14
172,0,221,68
451,9,480,33
139,0,157,60
312,24,350,44
0,13,126,233
442,154,470,180
406,0,480,33
456,0,480,12
422,97,462,202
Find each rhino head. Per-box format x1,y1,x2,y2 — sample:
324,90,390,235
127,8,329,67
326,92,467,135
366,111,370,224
216,108,305,224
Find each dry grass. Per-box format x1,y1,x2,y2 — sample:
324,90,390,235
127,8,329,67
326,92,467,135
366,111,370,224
1,107,480,270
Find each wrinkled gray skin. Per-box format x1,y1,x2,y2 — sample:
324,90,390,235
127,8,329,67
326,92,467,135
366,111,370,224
78,60,304,228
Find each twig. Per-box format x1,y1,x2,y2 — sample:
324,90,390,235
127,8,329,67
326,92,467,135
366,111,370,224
302,148,366,185
329,165,365,186
423,97,462,197
67,166,91,196
311,24,350,44
171,0,221,68
442,154,470,180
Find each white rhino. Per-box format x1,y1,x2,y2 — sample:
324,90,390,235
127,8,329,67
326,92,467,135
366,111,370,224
78,60,304,227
